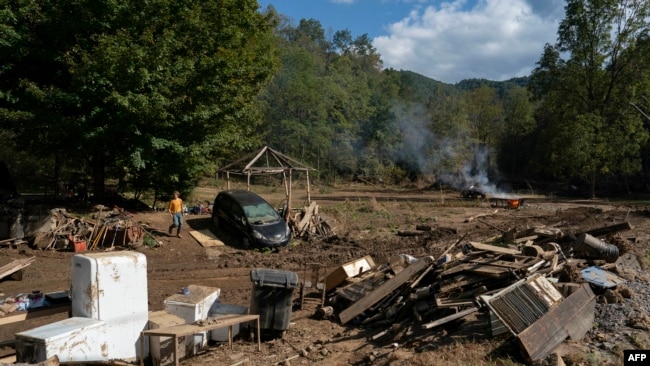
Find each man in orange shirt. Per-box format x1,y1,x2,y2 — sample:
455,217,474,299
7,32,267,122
168,191,183,238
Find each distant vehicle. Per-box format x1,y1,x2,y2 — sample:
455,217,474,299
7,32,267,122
460,185,486,199
211,190,291,248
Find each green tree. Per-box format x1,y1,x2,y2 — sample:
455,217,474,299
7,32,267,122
498,87,536,175
530,0,650,197
0,0,278,201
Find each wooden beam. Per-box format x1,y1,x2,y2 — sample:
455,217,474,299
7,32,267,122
469,242,520,255
582,222,633,237
339,256,434,324
0,304,71,326
421,307,478,329
243,146,269,171
0,257,36,281
306,170,311,204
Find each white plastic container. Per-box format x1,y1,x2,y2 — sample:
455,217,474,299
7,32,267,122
164,285,220,354
15,252,149,363
209,303,249,342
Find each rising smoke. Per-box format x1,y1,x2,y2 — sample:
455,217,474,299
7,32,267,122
392,103,512,197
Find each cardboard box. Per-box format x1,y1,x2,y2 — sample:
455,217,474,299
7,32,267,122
325,256,375,291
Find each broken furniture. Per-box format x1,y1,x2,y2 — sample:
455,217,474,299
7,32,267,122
163,285,220,358
148,311,187,366
140,314,261,366
15,252,148,364
299,263,327,309
249,268,298,335
208,303,249,342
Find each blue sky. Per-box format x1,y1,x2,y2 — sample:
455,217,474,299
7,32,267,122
257,0,567,83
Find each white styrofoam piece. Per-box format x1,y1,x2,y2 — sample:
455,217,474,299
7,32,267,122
164,285,220,355
209,303,249,342
15,252,149,364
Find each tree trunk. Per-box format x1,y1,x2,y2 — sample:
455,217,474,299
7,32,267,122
92,152,105,203
590,171,597,199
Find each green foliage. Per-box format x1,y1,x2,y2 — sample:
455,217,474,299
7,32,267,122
529,0,650,197
0,0,278,200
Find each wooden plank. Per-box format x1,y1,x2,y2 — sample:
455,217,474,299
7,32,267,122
0,257,36,280
582,221,633,237
142,314,259,338
298,202,317,233
516,283,595,363
188,230,224,247
467,265,511,278
469,242,520,255
467,259,532,269
339,256,434,324
0,304,71,326
421,307,478,329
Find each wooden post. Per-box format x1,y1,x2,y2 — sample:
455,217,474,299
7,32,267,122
306,170,311,203
282,171,289,197
247,171,251,191
287,169,293,216
226,172,231,190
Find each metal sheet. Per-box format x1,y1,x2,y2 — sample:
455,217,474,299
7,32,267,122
481,274,565,335
581,266,626,288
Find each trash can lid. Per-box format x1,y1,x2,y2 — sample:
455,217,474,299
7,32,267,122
250,268,299,288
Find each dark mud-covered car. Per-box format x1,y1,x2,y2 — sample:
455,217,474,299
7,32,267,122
460,185,486,199
211,190,291,248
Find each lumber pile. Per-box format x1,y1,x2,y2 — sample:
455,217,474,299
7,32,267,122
319,219,635,363
288,201,336,240
31,206,144,252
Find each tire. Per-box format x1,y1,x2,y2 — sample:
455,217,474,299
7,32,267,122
241,235,252,249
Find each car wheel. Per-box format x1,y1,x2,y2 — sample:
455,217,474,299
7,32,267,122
211,214,220,228
241,236,252,249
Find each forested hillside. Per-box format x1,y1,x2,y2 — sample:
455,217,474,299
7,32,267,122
1,0,649,199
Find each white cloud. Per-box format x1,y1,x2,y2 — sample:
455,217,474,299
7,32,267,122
373,0,563,83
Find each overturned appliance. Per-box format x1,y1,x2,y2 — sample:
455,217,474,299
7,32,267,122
15,252,149,363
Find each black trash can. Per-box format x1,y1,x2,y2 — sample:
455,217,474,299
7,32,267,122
249,268,298,335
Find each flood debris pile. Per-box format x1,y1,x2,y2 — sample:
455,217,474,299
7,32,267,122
28,206,145,252
321,220,638,363
288,201,336,241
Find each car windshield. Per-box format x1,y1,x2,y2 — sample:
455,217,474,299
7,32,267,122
243,203,280,223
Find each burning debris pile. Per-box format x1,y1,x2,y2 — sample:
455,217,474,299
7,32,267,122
318,220,637,363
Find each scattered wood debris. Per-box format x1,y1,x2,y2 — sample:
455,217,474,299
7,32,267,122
288,201,336,240
318,219,635,362
0,257,35,281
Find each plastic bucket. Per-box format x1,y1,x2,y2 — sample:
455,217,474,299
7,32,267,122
73,240,87,252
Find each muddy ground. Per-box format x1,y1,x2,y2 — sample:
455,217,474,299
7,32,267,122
1,185,649,365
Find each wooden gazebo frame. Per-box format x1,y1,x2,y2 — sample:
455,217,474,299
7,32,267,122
217,146,316,213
